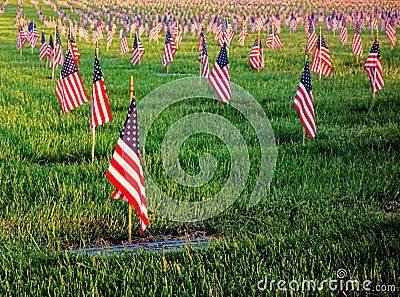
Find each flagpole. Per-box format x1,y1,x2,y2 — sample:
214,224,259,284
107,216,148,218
319,27,322,82
128,74,135,244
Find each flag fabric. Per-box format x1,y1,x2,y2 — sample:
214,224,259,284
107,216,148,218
47,34,54,65
39,31,47,62
120,29,129,55
199,32,210,78
208,43,231,103
69,35,80,63
79,26,89,42
293,59,316,140
91,52,112,131
55,50,90,113
265,30,283,49
173,25,182,47
131,34,145,65
107,30,113,47
307,22,317,53
248,37,264,69
238,21,248,46
364,38,384,93
310,34,332,77
162,30,177,67
290,15,298,32
106,98,149,234
386,22,396,47
53,28,63,68
352,22,363,57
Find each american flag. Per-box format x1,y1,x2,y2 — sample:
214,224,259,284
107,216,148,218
311,34,332,77
27,21,39,47
106,97,149,235
307,22,317,53
148,23,159,42
92,25,99,44
386,21,396,47
273,15,281,33
79,26,89,42
120,29,129,56
131,34,145,65
53,28,63,68
39,31,47,62
173,24,182,47
293,59,316,140
249,37,264,69
69,35,80,63
91,51,112,131
238,21,248,46
208,43,231,103
364,38,384,93
370,17,378,30
340,18,348,44
107,30,114,47
55,50,89,113
16,25,27,50
250,16,257,32
265,30,283,49
138,25,145,39
290,15,298,32
162,30,177,67
199,32,210,78
255,17,264,32
47,34,54,65
352,22,363,57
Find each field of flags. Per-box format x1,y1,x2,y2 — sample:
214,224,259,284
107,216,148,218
0,0,399,295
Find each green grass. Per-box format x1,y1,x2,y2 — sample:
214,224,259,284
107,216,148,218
0,0,399,296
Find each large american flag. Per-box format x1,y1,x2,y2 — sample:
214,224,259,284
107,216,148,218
55,50,89,113
310,34,332,77
293,59,316,140
385,21,396,47
248,37,264,69
208,43,231,103
39,31,47,62
91,52,112,131
352,22,363,57
106,98,148,235
131,34,145,65
199,31,210,78
364,38,384,93
120,29,129,56
162,30,177,67
307,22,317,53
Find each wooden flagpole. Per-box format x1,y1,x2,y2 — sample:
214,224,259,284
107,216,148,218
128,74,135,244
319,27,322,82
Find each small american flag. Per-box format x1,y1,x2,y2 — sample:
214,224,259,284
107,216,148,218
91,51,112,131
238,21,248,46
293,59,316,140
340,18,348,44
199,32,210,78
39,31,47,62
385,21,396,47
162,30,177,67
131,34,145,65
27,21,39,48
69,35,80,63
16,25,27,50
53,28,63,68
290,15,298,32
106,97,148,235
310,34,332,77
55,50,89,113
107,30,113,47
208,43,231,103
120,29,129,56
307,22,317,53
352,22,363,57
248,37,264,69
47,34,54,65
364,38,384,93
